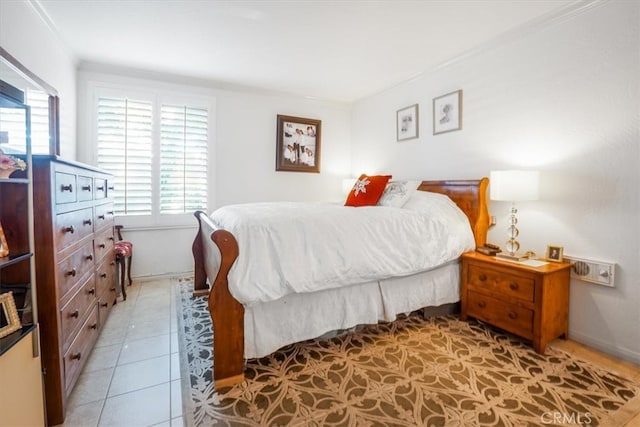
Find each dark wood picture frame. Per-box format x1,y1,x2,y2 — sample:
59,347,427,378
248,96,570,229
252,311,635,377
276,114,321,173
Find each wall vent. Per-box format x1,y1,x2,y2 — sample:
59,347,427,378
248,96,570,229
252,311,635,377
563,255,615,287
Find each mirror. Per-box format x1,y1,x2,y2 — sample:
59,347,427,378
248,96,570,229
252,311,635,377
0,47,60,156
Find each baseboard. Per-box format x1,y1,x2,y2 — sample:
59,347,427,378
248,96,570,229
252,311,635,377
570,330,640,366
132,270,194,283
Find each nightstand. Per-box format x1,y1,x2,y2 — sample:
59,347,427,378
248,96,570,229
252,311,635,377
460,252,571,354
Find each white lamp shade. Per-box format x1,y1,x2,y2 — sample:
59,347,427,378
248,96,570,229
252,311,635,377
490,170,539,201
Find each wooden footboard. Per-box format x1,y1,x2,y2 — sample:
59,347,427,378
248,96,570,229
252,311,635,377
192,178,489,388
192,211,245,387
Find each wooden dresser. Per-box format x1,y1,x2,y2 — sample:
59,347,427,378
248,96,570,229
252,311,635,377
460,252,571,354
32,156,117,425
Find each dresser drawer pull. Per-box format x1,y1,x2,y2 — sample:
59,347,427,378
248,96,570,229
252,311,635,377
110,261,116,266
99,243,106,249
97,185,105,191
70,309,79,318
98,214,105,220
70,352,82,361
108,186,115,191
509,282,519,291
86,254,94,261
477,301,486,308
107,210,114,215
83,219,92,226
64,225,75,234
100,302,108,308
90,323,98,330
100,273,108,278
110,287,116,292
82,185,92,192
109,236,115,241
61,184,73,192
478,274,487,281
66,268,77,277
508,311,518,319
88,287,96,295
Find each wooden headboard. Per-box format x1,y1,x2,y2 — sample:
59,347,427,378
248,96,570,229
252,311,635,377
417,178,489,248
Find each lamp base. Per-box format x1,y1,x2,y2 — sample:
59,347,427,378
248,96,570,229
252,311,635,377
496,252,530,262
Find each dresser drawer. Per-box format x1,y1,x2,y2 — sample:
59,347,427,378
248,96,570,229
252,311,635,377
94,203,115,232
466,291,534,339
55,172,77,204
96,256,117,302
94,177,109,200
467,265,535,303
57,241,95,302
77,175,94,202
64,306,100,394
94,226,115,263
60,275,97,353
54,207,94,250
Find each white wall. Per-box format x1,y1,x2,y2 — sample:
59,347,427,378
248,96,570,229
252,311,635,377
351,1,639,363
77,68,352,278
0,1,77,157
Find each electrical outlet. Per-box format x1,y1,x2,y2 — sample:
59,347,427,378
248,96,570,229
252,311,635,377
563,255,615,287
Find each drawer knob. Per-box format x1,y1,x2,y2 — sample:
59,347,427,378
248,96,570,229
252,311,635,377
109,236,114,241
71,352,82,361
88,287,96,295
108,186,115,191
107,211,114,215
477,301,486,308
98,214,105,220
83,219,92,226
509,282,519,291
64,225,75,234
67,268,77,277
86,254,94,261
508,311,518,319
110,261,116,266
478,274,487,281
110,287,116,292
61,184,73,192
97,185,105,191
101,273,108,278
70,309,79,318
99,243,106,249
100,302,108,308
90,323,98,330
82,185,92,192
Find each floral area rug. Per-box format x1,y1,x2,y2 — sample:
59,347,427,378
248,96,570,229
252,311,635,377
175,277,639,426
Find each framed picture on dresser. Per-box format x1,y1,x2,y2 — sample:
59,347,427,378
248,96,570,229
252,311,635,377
0,221,8,257
0,292,21,338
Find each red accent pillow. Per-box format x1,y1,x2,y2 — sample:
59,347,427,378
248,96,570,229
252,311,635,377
344,174,392,207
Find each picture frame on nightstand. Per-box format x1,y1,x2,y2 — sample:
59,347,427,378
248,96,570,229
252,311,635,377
546,245,564,262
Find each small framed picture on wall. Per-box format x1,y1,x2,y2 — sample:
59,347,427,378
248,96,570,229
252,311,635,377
433,89,463,135
396,104,419,141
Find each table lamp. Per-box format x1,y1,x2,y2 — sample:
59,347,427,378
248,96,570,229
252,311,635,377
490,170,539,260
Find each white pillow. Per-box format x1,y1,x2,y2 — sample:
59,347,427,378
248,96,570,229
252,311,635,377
402,189,460,212
377,180,421,207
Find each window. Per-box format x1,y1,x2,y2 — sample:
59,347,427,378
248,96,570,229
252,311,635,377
95,89,210,224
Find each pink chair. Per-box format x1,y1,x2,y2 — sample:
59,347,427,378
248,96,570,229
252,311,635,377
114,225,133,301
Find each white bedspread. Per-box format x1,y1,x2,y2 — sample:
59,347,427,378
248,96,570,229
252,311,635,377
210,194,474,306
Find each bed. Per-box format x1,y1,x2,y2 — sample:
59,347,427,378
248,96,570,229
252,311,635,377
192,178,489,387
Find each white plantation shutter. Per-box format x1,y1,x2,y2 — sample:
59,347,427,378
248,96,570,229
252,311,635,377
160,105,208,214
96,97,153,215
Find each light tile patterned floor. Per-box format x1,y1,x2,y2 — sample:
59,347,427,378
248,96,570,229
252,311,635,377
56,278,183,427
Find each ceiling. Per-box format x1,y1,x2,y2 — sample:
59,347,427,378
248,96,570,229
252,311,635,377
36,0,574,103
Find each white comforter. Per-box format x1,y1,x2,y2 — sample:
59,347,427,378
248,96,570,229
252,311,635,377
210,192,475,306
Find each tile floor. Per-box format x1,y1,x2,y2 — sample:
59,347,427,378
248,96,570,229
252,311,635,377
56,278,184,427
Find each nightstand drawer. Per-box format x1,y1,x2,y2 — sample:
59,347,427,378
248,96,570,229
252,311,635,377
466,291,534,339
467,265,535,302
